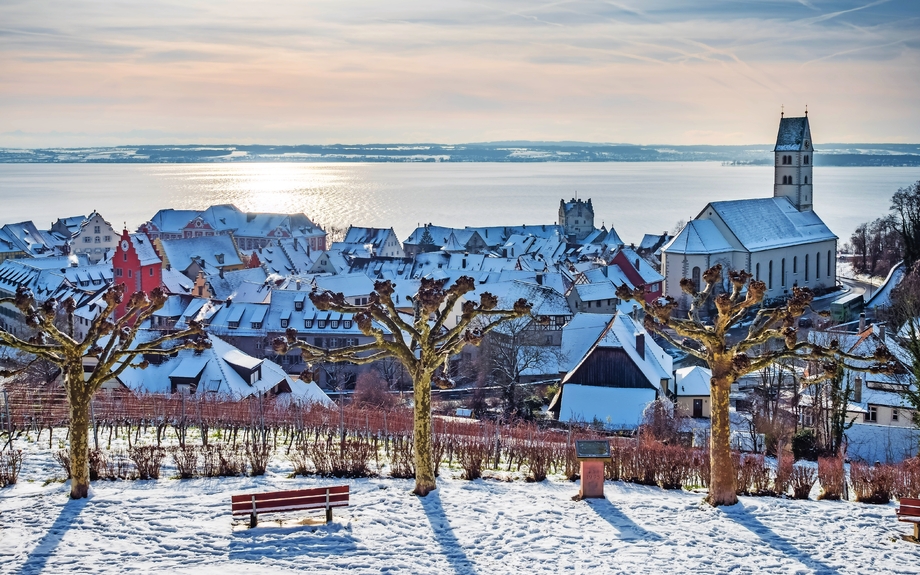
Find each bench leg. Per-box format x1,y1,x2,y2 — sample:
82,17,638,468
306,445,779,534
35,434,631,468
326,507,332,523
914,523,919,540
250,495,258,528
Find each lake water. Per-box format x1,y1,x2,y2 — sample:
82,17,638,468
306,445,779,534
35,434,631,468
0,162,916,245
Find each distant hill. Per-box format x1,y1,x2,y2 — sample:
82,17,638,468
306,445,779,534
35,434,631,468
1,142,918,166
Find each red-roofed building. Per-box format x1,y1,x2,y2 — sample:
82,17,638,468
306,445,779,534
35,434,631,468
113,229,163,316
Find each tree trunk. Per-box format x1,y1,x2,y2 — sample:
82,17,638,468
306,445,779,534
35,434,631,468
68,380,92,499
708,370,738,506
412,369,436,496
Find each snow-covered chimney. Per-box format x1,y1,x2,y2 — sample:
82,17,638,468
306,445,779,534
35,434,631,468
858,313,866,332
635,333,645,360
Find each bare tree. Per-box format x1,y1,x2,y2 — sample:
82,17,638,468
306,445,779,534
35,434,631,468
617,264,893,506
276,276,530,496
0,285,209,498
891,180,920,268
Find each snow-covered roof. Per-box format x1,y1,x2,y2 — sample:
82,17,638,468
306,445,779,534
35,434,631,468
146,209,200,233
675,366,711,396
343,227,397,249
559,313,614,373
130,233,161,266
574,281,618,302
662,219,734,255
161,267,193,294
557,384,657,429
159,235,242,271
616,246,665,284
705,197,837,251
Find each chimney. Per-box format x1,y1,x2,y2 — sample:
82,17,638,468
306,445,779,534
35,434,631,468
858,312,866,332
879,324,886,341
635,333,645,360
853,376,863,403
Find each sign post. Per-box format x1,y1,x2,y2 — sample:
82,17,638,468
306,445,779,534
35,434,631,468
575,440,611,499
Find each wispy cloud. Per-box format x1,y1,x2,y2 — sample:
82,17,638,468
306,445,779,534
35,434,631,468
0,0,917,145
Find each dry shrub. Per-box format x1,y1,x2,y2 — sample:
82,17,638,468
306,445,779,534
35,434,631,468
0,449,23,487
53,450,71,479
171,445,199,479
735,454,772,496
201,445,221,477
129,445,166,480
895,458,920,499
388,433,415,479
850,461,895,504
638,398,683,445
329,436,375,478
217,445,247,476
655,444,695,490
288,443,311,477
352,372,397,409
774,453,794,497
88,448,107,481
790,465,817,500
245,441,272,476
691,448,710,488
524,437,555,483
458,435,491,480
104,449,134,480
817,455,845,500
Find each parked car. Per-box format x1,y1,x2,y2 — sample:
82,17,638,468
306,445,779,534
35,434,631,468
798,317,813,328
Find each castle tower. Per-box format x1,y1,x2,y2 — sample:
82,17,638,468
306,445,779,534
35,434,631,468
559,198,594,242
773,112,814,212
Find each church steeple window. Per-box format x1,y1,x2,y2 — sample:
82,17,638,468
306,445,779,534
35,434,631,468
804,176,808,184
804,155,809,164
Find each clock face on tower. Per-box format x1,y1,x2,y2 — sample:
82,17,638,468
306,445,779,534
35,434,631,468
121,240,130,252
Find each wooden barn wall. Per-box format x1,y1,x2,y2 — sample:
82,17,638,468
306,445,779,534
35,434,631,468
567,348,653,390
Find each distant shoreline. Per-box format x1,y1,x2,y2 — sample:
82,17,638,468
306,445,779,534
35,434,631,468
1,143,919,167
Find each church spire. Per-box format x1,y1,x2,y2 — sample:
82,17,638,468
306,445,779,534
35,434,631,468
773,113,813,212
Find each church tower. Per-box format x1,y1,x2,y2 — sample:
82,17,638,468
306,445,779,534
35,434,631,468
773,112,814,212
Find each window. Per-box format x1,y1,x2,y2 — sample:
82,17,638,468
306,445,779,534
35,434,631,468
343,320,352,329
294,299,304,311
804,155,809,165
127,270,132,278
318,320,326,329
768,261,773,290
328,338,340,348
95,236,101,243
314,338,323,347
123,253,128,261
116,268,123,277
804,176,808,184
251,321,262,329
827,250,832,277
104,235,111,242
94,226,100,233
280,318,288,328
84,237,92,243
304,319,313,328
805,254,809,281
866,405,878,423
229,320,239,330
755,263,760,281
330,320,339,329
149,268,154,276
816,252,820,279
793,256,797,274
345,338,358,346
781,258,785,286
892,409,899,422
692,266,701,291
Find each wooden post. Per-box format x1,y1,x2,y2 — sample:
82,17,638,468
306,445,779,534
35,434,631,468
325,488,332,523
250,495,258,528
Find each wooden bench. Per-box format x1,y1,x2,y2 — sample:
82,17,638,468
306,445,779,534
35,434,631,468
231,485,349,528
897,497,920,540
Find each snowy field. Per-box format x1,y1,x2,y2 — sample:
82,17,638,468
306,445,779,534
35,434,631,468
2,438,920,575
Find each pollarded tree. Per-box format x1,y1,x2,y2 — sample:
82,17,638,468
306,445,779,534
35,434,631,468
0,285,209,498
617,264,893,506
275,276,530,496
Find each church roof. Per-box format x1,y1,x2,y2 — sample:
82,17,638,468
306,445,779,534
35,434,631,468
705,197,836,251
774,116,811,152
662,219,734,255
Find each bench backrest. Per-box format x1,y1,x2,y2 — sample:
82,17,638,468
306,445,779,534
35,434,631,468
898,497,920,518
231,485,349,516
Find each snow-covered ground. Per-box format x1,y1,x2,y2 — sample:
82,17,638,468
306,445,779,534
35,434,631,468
2,435,919,574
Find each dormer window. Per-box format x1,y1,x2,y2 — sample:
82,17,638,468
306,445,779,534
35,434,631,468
318,320,326,329
330,320,339,329
280,318,288,328
229,321,239,329
304,319,313,328
343,320,353,329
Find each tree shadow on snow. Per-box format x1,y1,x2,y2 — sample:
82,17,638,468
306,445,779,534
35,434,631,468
419,491,479,575
228,522,358,560
724,505,840,574
17,496,90,575
583,498,662,542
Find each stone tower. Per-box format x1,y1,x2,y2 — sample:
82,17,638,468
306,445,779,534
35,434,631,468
773,112,814,212
559,198,594,242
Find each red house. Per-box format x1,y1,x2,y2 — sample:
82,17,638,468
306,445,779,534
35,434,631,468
609,246,665,304
113,230,163,316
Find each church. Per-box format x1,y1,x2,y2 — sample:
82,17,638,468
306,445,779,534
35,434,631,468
660,113,838,309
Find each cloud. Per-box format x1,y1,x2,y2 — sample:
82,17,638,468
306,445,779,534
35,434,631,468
0,0,918,145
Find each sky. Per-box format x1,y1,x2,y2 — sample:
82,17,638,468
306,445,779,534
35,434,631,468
1,0,918,147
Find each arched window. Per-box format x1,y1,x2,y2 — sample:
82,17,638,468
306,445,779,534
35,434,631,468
793,256,797,274
692,266,701,292
755,262,760,281
804,155,809,165
805,254,810,281
827,250,832,277
816,252,821,279
768,260,773,289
